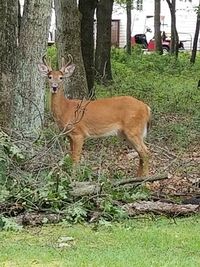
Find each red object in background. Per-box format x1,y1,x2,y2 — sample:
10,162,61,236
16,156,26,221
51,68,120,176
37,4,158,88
131,34,184,52
148,39,171,52
131,36,136,46
147,39,155,51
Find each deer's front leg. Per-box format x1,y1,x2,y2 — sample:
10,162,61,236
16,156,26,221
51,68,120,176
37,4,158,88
68,135,84,164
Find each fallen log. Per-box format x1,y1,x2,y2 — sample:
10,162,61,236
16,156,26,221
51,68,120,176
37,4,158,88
70,181,101,197
15,212,62,226
123,201,199,217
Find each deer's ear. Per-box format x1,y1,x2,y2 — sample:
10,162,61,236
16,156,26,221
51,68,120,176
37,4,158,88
38,63,49,76
62,64,76,78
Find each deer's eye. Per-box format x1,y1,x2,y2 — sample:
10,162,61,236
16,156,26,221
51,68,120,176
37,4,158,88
48,76,52,80
59,77,63,80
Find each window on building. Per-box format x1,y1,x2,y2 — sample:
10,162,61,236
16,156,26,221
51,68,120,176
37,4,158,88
111,20,120,47
136,0,143,11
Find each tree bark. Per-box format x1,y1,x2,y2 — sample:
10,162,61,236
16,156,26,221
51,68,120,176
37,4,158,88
166,0,179,57
55,0,88,99
11,0,51,137
190,3,200,64
154,0,163,54
95,0,114,84
79,0,97,97
126,0,132,55
0,0,18,128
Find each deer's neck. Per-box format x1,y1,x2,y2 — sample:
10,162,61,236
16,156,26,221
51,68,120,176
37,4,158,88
51,88,70,129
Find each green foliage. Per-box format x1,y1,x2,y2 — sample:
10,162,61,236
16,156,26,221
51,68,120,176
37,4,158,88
100,197,127,220
0,131,24,161
64,202,88,224
0,131,25,187
0,216,22,231
46,45,57,69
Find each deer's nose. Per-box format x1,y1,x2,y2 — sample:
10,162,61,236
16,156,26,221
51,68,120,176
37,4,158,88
52,86,58,93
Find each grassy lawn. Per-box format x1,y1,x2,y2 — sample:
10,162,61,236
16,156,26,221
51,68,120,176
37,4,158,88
1,217,200,267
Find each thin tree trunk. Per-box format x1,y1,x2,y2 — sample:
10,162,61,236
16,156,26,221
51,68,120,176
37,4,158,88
79,0,97,97
0,0,18,128
154,0,163,54
95,0,114,84
190,3,200,64
55,0,88,99
166,0,179,57
126,0,132,55
11,0,51,137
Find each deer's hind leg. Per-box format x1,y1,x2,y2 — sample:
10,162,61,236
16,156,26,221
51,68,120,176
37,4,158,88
123,129,149,177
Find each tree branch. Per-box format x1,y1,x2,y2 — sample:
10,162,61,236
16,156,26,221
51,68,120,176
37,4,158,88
112,173,168,187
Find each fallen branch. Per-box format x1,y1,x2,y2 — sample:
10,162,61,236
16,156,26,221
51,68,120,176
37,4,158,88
123,200,199,217
112,173,168,187
68,174,168,197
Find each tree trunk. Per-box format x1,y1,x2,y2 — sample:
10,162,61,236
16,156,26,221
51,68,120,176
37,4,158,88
126,0,132,55
190,3,200,64
166,0,179,57
0,0,18,128
95,0,114,84
79,0,97,97
55,0,88,99
11,0,51,137
154,0,163,54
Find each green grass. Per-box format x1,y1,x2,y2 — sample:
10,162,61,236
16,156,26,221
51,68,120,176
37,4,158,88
1,217,200,267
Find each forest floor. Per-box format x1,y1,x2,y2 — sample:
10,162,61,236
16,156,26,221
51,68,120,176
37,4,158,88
82,138,200,196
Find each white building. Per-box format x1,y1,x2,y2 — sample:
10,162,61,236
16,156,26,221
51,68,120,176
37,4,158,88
112,0,199,49
20,0,199,50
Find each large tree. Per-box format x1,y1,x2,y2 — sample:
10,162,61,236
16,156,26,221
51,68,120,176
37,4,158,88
95,0,114,83
0,0,18,128
166,0,179,56
0,0,51,136
55,0,88,99
11,0,52,136
190,2,200,64
154,0,163,54
79,0,97,97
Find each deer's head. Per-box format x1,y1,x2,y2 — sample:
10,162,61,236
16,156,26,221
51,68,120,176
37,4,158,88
38,55,75,93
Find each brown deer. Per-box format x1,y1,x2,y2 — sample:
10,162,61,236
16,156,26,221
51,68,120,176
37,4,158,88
38,55,151,176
